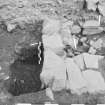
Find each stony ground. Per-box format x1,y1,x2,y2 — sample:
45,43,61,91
1,0,105,105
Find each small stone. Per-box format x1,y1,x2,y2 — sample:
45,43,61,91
83,53,104,69
46,88,54,100
88,47,96,54
90,39,103,49
43,18,61,35
0,66,2,71
6,23,16,32
86,0,98,11
82,70,105,94
71,25,81,34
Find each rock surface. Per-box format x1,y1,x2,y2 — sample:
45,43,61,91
83,53,104,69
1,0,105,104
82,70,105,94
66,58,87,95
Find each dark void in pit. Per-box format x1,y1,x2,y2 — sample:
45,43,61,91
4,20,44,96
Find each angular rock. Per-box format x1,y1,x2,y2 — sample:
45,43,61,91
73,54,85,70
80,37,88,43
98,57,105,81
83,53,104,69
86,0,99,11
83,28,103,35
40,49,66,92
82,70,105,94
98,3,105,17
90,39,103,49
65,58,87,95
83,20,100,28
43,18,61,35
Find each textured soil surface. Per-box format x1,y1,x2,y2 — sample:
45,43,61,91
1,0,105,105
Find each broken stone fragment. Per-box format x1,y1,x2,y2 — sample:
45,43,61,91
82,70,105,94
73,54,85,70
83,53,104,69
65,58,87,95
83,28,103,35
71,25,81,34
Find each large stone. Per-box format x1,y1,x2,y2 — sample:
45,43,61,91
83,28,103,35
43,17,61,35
82,70,105,94
71,25,81,34
40,49,66,92
42,33,65,50
6,23,16,32
88,46,96,54
83,53,104,69
98,3,105,17
65,58,87,95
4,21,44,96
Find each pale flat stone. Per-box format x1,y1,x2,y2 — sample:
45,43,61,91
42,33,65,50
65,58,87,95
90,39,103,49
82,70,105,94
83,28,103,35
98,4,105,17
83,20,100,28
43,17,61,35
40,49,66,92
86,1,97,11
83,53,104,69
73,54,85,70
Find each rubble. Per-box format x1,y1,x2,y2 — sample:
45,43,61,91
1,0,105,104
